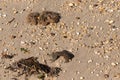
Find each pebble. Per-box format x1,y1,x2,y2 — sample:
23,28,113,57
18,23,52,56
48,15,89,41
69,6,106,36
89,5,93,10
107,9,114,13
80,76,85,79
2,14,7,18
13,10,18,14
76,71,80,74
0,28,3,31
104,74,109,78
63,70,66,73
78,60,81,63
76,32,80,35
88,59,93,63
68,3,75,7
3,65,7,69
105,20,114,24
103,55,109,60
111,62,118,66
39,47,43,50
90,71,94,74
4,48,8,52
96,74,99,76
13,23,18,28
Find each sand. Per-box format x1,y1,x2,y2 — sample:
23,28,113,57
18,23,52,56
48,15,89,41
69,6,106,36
0,0,120,80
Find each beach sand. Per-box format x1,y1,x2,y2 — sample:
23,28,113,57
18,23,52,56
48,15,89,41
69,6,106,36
0,0,120,80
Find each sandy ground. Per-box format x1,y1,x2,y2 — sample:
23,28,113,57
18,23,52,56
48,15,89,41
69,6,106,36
0,0,120,80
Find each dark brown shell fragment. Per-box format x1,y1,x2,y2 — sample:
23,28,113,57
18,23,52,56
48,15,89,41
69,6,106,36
26,11,61,26
26,12,40,25
38,11,61,26
51,50,74,63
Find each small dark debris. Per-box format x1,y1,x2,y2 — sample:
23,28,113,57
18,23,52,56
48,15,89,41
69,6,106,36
26,12,40,25
50,32,56,36
7,57,61,79
0,8,2,10
109,38,113,43
104,74,109,78
1,53,15,59
20,48,29,53
50,50,74,63
76,17,80,19
30,41,36,45
63,36,67,38
93,4,98,7
7,18,15,24
111,25,116,29
11,35,16,39
20,35,23,37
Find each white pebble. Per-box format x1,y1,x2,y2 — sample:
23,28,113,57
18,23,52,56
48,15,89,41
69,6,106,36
39,47,43,50
80,76,85,79
88,59,93,63
111,62,117,66
2,14,7,18
96,74,99,76
68,3,75,7
0,28,3,31
20,41,26,45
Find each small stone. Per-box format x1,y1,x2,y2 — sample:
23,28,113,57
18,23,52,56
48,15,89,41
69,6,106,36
103,55,109,60
3,66,7,69
19,9,25,14
39,47,43,50
76,32,80,35
109,20,114,24
90,71,94,74
93,4,98,7
96,74,99,76
78,61,81,63
96,63,100,66
4,48,8,52
111,62,117,66
107,9,113,13
105,20,114,24
80,76,85,79
104,74,109,78
20,41,26,45
63,70,66,73
63,36,67,38
68,3,75,7
0,28,3,31
50,33,56,36
77,22,80,25
88,59,93,63
2,14,7,18
76,71,80,74
11,35,16,39
89,5,93,10
13,10,18,14
14,23,18,28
